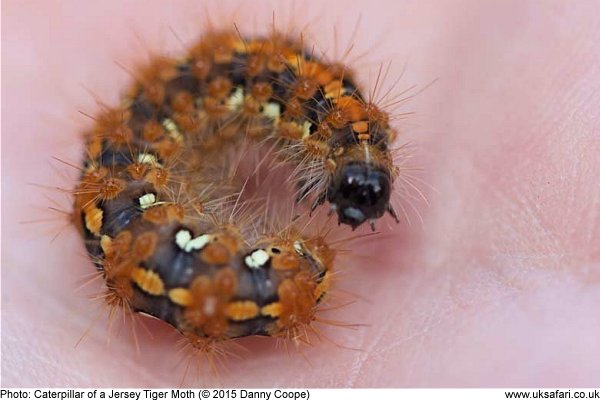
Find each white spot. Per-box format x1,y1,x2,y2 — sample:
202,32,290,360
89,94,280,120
227,87,244,111
293,241,305,256
161,118,183,142
137,153,161,167
185,234,212,252
162,118,178,132
175,230,212,252
203,296,217,316
138,193,157,209
175,229,192,250
244,249,270,269
262,102,281,120
302,121,312,138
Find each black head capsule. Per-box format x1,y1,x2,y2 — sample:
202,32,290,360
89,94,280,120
327,161,392,230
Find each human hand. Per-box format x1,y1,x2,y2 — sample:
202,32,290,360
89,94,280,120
2,0,599,387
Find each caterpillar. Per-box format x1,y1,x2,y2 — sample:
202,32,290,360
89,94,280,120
72,30,399,353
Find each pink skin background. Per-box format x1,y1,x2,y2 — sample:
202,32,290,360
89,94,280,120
2,0,600,388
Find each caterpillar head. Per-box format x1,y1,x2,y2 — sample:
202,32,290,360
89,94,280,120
327,161,393,230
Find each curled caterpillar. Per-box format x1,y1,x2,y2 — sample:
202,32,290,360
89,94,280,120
72,30,399,348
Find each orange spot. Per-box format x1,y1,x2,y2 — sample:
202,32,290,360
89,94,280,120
324,80,343,99
352,121,369,134
169,288,193,306
100,235,113,255
225,301,259,321
261,302,282,318
83,205,103,235
131,267,165,296
336,96,367,122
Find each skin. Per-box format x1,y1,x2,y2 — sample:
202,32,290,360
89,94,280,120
2,0,599,388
